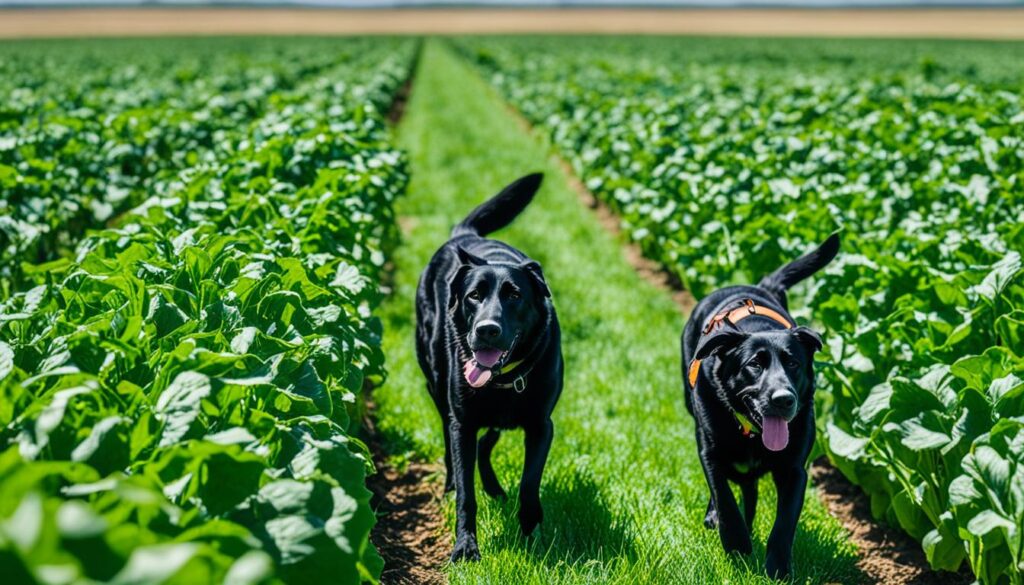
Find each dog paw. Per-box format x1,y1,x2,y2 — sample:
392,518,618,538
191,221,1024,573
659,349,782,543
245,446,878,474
765,553,792,580
720,529,753,556
704,508,719,529
481,479,507,500
519,500,543,536
450,537,481,563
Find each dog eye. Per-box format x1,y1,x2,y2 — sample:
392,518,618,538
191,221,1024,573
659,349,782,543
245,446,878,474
746,359,762,371
467,290,481,301
784,356,799,369
508,290,521,301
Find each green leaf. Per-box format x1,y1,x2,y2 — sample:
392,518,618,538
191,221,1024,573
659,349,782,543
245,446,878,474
970,252,1021,302
0,342,14,382
110,543,200,585
154,372,211,448
966,510,1014,537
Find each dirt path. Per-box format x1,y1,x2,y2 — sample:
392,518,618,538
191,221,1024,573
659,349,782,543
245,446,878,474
2,8,1024,40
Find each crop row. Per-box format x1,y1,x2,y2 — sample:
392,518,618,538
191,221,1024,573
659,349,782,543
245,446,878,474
0,38,378,291
0,38,416,584
457,36,1024,583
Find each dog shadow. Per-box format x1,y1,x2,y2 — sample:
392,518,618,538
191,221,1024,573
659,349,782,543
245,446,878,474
478,467,639,572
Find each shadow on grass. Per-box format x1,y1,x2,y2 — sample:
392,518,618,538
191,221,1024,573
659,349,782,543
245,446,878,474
481,467,639,571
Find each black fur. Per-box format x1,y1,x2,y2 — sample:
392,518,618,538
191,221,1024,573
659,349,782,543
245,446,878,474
681,234,839,579
415,173,563,563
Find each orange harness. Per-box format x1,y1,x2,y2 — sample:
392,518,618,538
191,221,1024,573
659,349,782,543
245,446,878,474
688,300,793,390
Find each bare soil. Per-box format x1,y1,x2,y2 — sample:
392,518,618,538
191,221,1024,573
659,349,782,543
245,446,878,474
2,8,1024,40
364,400,450,585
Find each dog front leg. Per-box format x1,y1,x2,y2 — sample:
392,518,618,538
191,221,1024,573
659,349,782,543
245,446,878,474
699,453,752,555
518,418,553,536
449,419,481,562
441,415,454,493
765,466,807,579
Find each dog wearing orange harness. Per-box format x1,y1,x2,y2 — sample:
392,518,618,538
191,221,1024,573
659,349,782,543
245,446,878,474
681,233,840,579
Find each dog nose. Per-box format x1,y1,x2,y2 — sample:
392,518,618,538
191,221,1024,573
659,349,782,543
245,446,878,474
770,390,796,410
475,321,501,339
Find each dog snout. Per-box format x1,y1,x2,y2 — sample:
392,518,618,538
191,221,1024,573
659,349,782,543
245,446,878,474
475,320,501,340
770,390,796,411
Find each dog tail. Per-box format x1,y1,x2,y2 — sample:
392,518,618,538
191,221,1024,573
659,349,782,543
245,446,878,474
451,173,544,238
758,232,841,307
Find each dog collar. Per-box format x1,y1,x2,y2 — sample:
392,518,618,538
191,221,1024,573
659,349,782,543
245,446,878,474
687,299,791,438
492,360,532,392
500,359,524,375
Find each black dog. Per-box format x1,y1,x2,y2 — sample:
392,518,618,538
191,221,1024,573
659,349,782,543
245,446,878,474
681,234,840,579
415,173,563,562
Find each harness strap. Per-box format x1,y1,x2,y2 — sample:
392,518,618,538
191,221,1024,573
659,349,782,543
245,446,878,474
688,299,793,437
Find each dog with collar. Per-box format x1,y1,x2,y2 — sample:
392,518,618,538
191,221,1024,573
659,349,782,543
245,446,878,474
681,233,840,579
415,173,562,562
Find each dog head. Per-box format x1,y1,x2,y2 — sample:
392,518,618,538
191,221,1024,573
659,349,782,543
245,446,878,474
693,323,822,451
448,246,550,388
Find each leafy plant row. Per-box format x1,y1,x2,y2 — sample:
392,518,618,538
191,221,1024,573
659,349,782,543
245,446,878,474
456,36,1024,583
0,38,375,291
0,38,417,584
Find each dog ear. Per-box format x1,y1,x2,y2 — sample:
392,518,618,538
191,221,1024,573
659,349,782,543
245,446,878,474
447,265,473,312
520,260,551,298
693,328,748,361
793,326,823,354
456,246,488,267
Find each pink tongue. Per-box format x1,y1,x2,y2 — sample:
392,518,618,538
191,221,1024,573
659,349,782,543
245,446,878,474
473,349,503,368
762,416,790,452
463,360,493,388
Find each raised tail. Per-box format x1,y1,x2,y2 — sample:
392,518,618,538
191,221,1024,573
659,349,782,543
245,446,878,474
451,173,544,238
758,232,841,308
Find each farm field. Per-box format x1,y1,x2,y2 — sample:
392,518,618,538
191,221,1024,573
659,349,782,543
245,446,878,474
456,36,1024,584
1,29,1022,585
0,36,416,583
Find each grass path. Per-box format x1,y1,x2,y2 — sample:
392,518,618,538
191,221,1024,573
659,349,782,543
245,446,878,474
374,39,860,584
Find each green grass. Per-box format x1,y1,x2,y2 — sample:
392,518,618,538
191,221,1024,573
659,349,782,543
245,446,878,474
374,39,861,584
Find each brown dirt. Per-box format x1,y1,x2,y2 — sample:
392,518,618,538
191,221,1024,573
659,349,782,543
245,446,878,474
811,458,973,585
561,166,698,314
2,8,1024,40
364,400,450,585
364,61,449,585
388,77,414,126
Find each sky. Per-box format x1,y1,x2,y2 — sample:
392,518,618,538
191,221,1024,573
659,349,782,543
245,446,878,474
2,0,1021,6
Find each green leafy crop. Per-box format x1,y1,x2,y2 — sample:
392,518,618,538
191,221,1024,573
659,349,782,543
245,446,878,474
0,37,417,584
456,35,1024,584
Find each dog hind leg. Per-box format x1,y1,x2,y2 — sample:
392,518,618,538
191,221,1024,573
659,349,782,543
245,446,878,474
740,477,758,532
518,419,553,537
478,428,506,499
